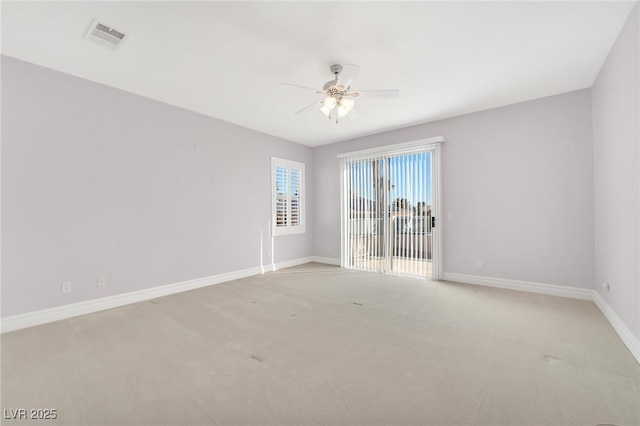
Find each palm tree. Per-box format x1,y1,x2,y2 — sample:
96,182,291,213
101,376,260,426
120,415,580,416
392,198,411,212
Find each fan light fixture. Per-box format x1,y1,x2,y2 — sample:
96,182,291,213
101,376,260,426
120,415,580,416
323,97,337,109
278,63,399,123
321,96,355,120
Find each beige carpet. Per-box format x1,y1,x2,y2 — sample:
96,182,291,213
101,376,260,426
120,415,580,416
1,263,638,425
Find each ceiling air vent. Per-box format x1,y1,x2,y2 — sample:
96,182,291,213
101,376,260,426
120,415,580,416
84,19,127,50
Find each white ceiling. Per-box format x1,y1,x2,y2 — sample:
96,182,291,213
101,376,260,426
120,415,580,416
1,1,635,146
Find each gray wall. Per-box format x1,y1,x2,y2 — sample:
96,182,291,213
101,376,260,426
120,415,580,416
313,89,595,289
592,3,639,340
1,56,313,317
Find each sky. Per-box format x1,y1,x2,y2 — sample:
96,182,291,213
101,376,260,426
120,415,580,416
348,151,432,206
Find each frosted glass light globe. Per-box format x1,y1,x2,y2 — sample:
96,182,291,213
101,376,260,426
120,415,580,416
323,96,337,109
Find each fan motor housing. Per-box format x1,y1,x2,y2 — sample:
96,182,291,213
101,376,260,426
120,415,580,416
324,64,348,95
323,80,348,96
330,64,343,75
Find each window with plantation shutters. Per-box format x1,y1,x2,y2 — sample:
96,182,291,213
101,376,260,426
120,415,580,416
272,158,305,236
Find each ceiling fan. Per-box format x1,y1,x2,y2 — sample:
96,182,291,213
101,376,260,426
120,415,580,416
278,64,399,123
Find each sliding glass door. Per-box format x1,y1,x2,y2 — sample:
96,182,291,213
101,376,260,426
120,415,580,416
340,144,439,279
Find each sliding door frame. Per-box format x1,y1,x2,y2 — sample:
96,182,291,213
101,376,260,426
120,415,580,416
338,136,445,280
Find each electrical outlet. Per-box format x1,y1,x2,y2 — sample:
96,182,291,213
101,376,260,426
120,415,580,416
97,275,107,288
603,282,610,292
61,282,72,294
476,259,483,268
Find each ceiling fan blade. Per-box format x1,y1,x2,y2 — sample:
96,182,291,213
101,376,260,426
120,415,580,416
351,89,399,99
294,100,322,115
278,83,325,95
336,64,360,90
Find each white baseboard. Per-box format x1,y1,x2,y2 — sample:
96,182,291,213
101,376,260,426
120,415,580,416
267,256,315,272
1,257,318,334
442,272,593,300
310,256,341,266
593,291,640,364
442,272,640,364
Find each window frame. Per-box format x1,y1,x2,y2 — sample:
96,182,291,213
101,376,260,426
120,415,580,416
271,157,306,236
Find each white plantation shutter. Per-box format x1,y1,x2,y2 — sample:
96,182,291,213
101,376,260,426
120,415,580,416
272,158,305,235
290,169,301,226
275,166,288,227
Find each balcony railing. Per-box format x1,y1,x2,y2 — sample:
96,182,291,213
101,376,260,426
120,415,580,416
347,216,432,261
